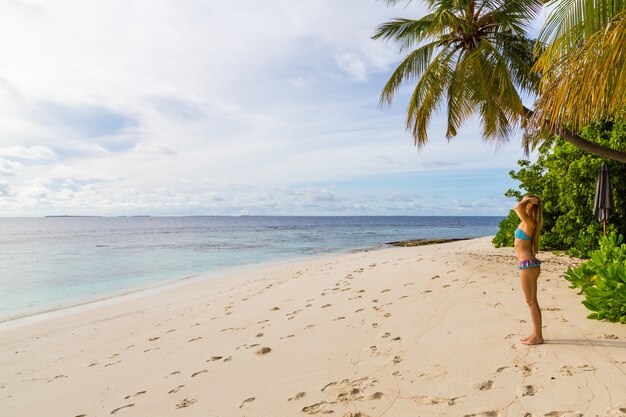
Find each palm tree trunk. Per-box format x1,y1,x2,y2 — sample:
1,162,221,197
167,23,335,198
523,107,626,163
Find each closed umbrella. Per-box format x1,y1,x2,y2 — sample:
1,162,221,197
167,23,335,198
593,162,613,235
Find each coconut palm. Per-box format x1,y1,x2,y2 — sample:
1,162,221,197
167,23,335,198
532,0,626,134
375,0,626,163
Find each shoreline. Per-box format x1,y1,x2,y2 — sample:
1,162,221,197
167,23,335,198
0,238,471,329
2,236,624,416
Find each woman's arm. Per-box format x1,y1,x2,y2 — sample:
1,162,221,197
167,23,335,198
514,197,537,225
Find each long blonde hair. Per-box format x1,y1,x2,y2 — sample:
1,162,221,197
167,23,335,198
525,194,543,254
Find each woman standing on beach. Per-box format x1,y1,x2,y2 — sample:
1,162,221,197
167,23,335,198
514,195,544,345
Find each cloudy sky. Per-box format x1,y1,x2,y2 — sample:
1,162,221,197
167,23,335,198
0,0,545,217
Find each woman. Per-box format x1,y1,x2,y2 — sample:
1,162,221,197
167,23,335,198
514,195,544,345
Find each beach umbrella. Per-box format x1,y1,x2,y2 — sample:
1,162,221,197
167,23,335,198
593,162,613,235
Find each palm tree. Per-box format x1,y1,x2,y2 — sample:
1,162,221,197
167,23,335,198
531,0,626,134
374,0,626,163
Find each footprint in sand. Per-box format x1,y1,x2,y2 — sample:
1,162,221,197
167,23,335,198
256,347,272,355
382,332,391,338
333,316,346,321
239,397,255,408
560,364,595,376
46,374,68,382
175,398,197,409
464,412,501,417
288,391,307,401
191,370,208,378
544,412,583,417
343,413,371,417
471,380,494,390
398,295,409,299
518,385,538,396
302,401,334,414
124,390,147,399
165,371,181,378
188,337,202,342
168,385,184,394
207,356,223,361
412,394,463,405
598,333,620,339
321,304,332,308
110,404,135,414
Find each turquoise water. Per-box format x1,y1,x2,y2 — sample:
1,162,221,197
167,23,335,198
0,216,502,322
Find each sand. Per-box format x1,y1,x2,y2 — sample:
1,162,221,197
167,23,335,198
1,237,625,417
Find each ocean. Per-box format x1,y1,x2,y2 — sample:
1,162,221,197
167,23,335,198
0,216,502,322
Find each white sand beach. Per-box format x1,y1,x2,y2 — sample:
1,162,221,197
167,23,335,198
1,237,625,417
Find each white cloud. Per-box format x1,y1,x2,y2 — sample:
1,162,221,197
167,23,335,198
0,181,11,196
0,145,57,161
0,157,22,176
335,52,368,81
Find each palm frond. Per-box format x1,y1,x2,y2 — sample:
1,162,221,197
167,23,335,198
445,50,474,139
533,11,626,131
539,0,626,46
378,41,439,107
406,46,458,147
372,17,435,51
479,0,542,34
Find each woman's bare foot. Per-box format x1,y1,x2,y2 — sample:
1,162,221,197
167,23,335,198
521,336,544,345
520,334,533,342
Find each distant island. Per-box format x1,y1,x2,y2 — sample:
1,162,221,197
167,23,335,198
44,215,103,218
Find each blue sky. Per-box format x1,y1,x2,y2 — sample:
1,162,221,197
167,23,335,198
0,0,546,216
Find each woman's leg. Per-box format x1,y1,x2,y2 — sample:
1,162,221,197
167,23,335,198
519,266,543,345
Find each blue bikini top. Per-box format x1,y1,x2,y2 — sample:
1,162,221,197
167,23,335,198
514,228,532,241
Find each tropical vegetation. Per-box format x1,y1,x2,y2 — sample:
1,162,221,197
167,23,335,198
564,232,626,323
492,119,626,255
373,0,626,162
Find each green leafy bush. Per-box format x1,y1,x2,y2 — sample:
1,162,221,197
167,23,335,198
564,232,626,323
492,210,519,248
493,119,626,252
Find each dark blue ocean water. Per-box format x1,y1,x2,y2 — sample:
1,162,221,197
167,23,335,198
0,216,502,322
